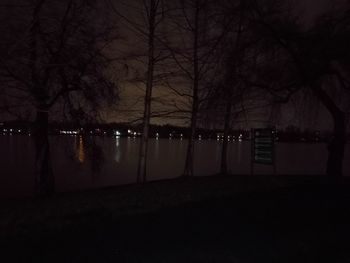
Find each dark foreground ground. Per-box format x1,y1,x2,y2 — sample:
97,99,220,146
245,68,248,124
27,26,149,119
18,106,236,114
1,175,350,262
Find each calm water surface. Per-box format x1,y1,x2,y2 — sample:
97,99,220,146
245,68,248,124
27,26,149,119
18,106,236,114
0,135,349,198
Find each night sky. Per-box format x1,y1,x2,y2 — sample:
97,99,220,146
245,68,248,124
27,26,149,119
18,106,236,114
0,0,347,131
107,0,344,130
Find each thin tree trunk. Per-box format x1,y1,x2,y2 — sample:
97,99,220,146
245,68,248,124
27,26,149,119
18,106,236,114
219,0,242,175
33,106,54,196
183,104,198,176
137,0,156,184
183,2,200,177
30,0,54,195
220,100,232,175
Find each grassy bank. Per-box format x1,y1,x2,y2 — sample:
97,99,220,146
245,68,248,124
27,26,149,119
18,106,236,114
1,174,349,262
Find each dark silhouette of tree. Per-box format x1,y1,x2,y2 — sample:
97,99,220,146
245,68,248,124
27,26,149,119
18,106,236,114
108,0,171,183
245,0,350,177
136,0,160,183
201,0,274,175
164,0,233,177
0,0,118,196
217,0,246,175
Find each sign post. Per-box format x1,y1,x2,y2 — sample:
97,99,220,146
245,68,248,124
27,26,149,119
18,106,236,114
251,128,276,175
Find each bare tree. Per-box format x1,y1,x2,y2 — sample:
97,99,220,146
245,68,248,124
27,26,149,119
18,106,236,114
218,0,246,175
246,0,350,177
164,0,232,176
0,0,118,196
109,0,171,183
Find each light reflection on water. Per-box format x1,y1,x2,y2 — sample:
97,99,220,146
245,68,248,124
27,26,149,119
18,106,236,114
154,137,159,160
115,136,121,163
76,136,85,163
0,136,349,198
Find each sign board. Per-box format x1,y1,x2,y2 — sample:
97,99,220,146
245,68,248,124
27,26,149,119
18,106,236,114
252,128,275,165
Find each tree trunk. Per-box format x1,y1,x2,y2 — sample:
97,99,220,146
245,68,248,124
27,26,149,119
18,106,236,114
137,0,156,184
326,112,346,178
312,85,346,177
137,108,151,183
220,100,232,175
183,2,200,177
33,107,54,196
183,108,198,177
219,0,242,175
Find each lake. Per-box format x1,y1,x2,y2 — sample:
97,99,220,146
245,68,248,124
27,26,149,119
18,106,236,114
0,135,349,198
